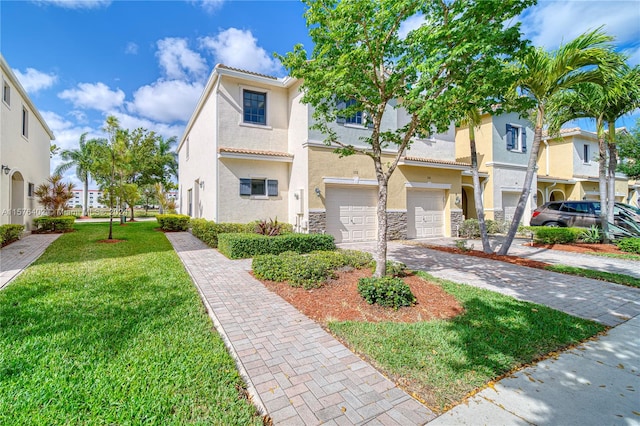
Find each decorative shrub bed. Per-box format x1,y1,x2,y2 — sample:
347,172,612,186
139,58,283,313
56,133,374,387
218,232,335,259
0,224,25,246
616,237,640,254
530,226,583,244
156,214,190,231
33,216,76,233
190,218,293,248
357,276,416,310
252,249,373,289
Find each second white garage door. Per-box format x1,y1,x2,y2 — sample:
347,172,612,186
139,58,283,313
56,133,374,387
407,190,444,238
326,186,377,243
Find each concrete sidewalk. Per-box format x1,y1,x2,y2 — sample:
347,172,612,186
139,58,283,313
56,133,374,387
166,232,434,425
0,234,61,289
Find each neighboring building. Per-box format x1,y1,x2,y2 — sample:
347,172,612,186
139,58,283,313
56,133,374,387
537,127,634,207
178,65,469,242
455,112,536,224
70,189,106,209
0,54,54,230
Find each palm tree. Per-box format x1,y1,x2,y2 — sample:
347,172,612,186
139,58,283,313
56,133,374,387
498,28,615,255
547,64,640,242
55,133,104,217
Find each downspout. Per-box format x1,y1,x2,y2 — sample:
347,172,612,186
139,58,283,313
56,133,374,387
214,77,220,222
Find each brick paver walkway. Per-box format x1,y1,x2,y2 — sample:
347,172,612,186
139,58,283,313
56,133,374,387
166,232,434,425
343,241,640,327
0,234,61,289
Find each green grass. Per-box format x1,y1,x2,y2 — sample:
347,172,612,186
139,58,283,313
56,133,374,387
581,251,640,261
545,265,640,288
0,222,261,425
327,271,605,412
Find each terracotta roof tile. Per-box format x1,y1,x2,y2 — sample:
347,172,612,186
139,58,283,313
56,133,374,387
403,156,470,167
218,147,293,158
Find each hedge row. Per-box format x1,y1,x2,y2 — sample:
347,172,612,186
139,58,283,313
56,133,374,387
616,238,640,254
218,233,335,259
190,219,294,248
252,249,373,289
529,226,583,244
156,214,190,231
0,224,24,246
33,216,76,232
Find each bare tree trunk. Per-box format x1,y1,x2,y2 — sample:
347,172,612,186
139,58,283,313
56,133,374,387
374,178,389,278
130,205,135,222
597,128,609,243
83,179,89,217
470,125,492,253
607,121,617,223
498,114,543,256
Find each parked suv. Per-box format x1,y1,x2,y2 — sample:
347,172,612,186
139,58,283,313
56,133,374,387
530,201,640,228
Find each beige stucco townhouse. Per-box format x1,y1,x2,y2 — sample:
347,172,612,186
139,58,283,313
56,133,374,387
178,65,472,243
1,54,53,231
537,127,635,208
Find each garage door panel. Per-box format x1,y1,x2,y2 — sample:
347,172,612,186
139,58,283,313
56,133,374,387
408,190,444,239
327,187,377,243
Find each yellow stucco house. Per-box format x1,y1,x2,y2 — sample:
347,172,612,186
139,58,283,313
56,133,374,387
177,65,470,243
537,127,636,207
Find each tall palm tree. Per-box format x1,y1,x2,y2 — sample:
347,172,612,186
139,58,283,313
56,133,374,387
547,64,639,242
54,133,104,217
498,28,615,255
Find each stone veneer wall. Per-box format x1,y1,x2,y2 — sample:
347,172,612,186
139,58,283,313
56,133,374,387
450,209,464,237
308,210,326,234
386,211,407,240
494,210,505,222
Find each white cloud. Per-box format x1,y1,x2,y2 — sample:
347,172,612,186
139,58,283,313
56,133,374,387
623,45,640,66
58,82,125,112
12,67,57,94
128,79,204,123
398,14,425,39
31,0,111,9
520,1,640,50
106,111,185,142
156,38,208,80
195,0,224,14
200,28,281,75
125,42,139,55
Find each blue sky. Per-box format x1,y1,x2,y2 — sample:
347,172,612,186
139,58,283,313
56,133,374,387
1,0,639,188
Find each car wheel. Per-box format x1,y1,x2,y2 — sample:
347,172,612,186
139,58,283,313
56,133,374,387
545,221,561,227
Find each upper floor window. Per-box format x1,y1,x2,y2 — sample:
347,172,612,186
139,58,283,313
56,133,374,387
22,107,29,138
243,90,266,125
583,144,590,164
2,81,10,106
506,123,526,153
345,99,363,125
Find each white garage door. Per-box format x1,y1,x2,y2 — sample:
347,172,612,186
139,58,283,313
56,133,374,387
326,186,377,243
502,192,520,222
407,190,444,238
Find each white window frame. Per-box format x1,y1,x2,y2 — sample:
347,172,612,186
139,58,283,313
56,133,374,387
507,124,524,152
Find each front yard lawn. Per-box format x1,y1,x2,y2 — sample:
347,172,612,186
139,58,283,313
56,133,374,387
0,221,261,425
327,271,606,412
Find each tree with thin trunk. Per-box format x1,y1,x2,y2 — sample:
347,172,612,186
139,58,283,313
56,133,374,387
460,108,492,253
280,0,533,276
55,133,105,217
498,28,615,255
547,63,639,242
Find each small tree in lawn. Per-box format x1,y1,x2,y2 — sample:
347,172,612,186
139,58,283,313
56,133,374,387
34,175,75,216
120,183,141,221
280,0,533,276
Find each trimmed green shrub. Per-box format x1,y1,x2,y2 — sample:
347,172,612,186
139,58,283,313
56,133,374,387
190,219,254,248
531,227,582,244
339,249,374,269
357,276,416,310
616,237,640,254
459,219,480,238
218,233,335,259
156,214,190,231
33,216,75,232
0,224,24,246
372,260,408,277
